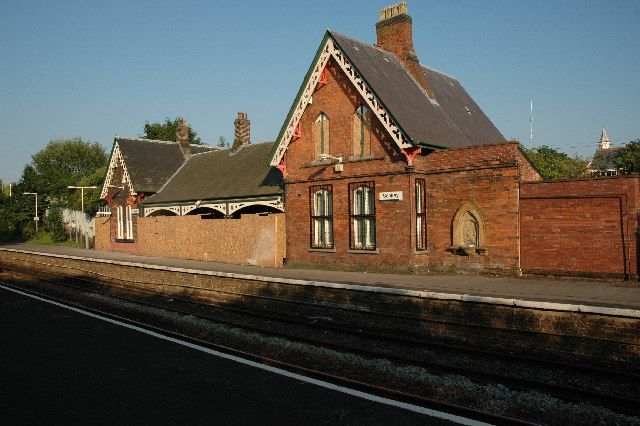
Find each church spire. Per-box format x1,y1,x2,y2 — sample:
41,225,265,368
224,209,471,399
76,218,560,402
598,126,611,150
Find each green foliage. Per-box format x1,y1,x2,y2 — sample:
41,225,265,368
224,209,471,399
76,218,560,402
218,136,227,148
0,137,107,242
29,137,108,203
615,139,640,174
45,208,67,242
142,117,202,144
519,144,588,180
67,166,107,216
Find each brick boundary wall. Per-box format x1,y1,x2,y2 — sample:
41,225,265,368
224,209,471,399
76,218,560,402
520,176,640,279
95,213,286,268
1,249,638,364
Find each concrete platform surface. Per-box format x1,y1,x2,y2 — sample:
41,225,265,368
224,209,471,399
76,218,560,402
2,242,640,310
1,286,457,424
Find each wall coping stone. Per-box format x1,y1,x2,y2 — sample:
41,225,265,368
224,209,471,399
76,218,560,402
2,247,639,319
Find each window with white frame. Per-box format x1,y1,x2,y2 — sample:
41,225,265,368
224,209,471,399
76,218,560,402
415,179,426,250
116,205,123,239
350,182,376,250
310,185,333,248
125,205,133,240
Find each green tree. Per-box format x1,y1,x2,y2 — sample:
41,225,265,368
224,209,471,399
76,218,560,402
615,139,640,174
45,207,67,242
520,144,588,180
142,117,202,144
29,137,108,203
67,166,107,216
217,136,227,148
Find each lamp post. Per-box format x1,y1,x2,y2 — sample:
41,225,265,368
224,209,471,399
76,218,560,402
22,192,39,233
68,186,97,249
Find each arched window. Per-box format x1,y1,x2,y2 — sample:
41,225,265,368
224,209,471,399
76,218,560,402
310,185,333,248
350,182,376,250
313,113,330,158
353,106,372,157
125,205,133,240
116,205,123,239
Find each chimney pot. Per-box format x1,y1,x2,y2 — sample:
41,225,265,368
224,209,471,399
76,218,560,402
176,117,191,157
375,1,436,100
233,112,251,150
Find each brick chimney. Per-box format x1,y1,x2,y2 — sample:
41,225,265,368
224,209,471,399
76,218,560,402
232,112,250,150
176,117,191,157
375,1,436,100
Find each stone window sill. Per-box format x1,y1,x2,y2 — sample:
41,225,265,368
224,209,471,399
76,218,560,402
344,155,384,163
115,239,135,244
347,249,379,254
308,247,336,253
448,245,488,256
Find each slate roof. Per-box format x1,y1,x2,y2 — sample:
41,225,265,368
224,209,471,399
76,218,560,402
590,147,623,172
143,142,283,205
328,31,505,149
115,137,215,193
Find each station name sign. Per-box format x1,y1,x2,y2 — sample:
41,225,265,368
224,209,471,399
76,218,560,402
379,191,403,202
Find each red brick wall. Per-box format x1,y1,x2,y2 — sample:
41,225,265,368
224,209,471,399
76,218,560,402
285,57,414,269
420,165,521,272
520,176,640,278
283,60,527,272
102,154,141,254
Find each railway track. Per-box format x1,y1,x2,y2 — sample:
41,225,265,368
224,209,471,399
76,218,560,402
0,277,529,426
2,266,639,420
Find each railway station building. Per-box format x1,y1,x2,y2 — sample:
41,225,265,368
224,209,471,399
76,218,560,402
268,1,639,278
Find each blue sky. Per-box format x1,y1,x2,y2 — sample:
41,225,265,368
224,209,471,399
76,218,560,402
1,0,639,183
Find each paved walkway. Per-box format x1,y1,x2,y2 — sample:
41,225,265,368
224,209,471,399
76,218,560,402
2,242,640,310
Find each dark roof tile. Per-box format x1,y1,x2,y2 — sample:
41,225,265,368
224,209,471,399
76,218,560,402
116,137,215,193
144,142,283,205
328,30,505,149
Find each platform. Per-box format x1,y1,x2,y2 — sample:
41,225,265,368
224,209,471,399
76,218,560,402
2,242,639,313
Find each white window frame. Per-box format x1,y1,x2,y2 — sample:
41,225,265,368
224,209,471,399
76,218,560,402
125,205,133,240
310,186,333,249
350,183,376,250
116,205,124,239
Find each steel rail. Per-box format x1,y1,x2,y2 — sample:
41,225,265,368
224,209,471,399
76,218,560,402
0,279,531,426
2,271,639,417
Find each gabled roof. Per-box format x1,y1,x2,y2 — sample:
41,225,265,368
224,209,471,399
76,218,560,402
101,137,216,197
269,30,504,165
143,142,283,205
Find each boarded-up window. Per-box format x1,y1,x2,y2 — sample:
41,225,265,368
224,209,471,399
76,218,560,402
353,106,372,157
313,113,330,158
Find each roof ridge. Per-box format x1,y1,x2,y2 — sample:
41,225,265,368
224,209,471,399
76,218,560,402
329,30,439,106
421,64,457,81
116,136,180,145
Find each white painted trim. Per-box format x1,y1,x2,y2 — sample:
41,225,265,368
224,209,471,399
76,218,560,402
270,36,411,167
270,39,333,166
228,197,284,215
183,203,227,216
0,284,485,425
143,206,180,216
101,142,135,199
1,248,638,319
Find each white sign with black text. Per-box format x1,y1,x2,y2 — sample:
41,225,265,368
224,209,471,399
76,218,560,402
379,191,403,202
